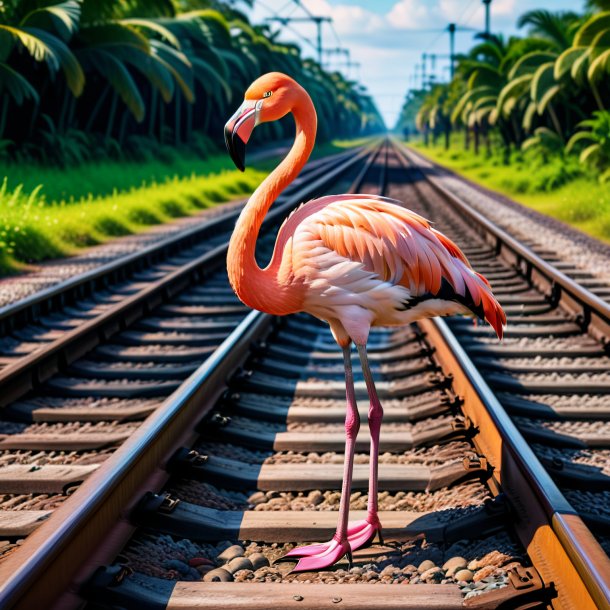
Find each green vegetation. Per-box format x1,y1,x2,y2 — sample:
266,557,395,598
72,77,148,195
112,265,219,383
0,143,234,203
396,1,610,242
0,161,267,274
0,0,383,166
412,138,610,243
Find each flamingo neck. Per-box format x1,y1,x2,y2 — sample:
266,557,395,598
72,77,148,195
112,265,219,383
227,94,316,315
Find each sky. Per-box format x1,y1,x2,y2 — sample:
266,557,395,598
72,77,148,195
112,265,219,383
244,0,587,128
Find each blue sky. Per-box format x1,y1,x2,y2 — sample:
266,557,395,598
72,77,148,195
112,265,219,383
245,0,586,127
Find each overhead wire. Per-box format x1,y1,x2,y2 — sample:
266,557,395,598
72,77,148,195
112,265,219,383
255,0,319,53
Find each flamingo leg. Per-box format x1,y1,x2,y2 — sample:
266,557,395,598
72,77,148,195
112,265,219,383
281,344,359,571
351,343,384,546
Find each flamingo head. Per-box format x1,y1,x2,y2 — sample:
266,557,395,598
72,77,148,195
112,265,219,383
224,72,302,171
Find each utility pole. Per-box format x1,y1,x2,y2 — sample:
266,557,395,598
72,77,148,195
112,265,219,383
482,0,492,37
322,47,349,68
322,48,358,77
265,15,332,64
448,23,456,79
422,53,427,90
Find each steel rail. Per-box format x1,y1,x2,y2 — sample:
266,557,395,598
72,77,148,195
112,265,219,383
393,139,610,341
0,145,361,333
0,142,383,610
0,144,376,407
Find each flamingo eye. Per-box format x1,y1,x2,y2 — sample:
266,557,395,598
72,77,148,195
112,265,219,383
263,90,273,98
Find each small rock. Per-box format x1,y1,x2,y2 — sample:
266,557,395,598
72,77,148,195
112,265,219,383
203,568,233,582
327,492,341,504
442,556,467,576
473,565,497,582
249,553,270,570
248,491,266,505
217,544,244,563
454,569,474,582
417,559,436,574
216,540,233,552
308,490,324,505
420,567,444,583
468,551,511,571
196,565,215,576
227,557,254,574
350,567,363,575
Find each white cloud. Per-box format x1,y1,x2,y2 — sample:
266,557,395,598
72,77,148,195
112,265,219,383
387,0,435,29
492,0,518,16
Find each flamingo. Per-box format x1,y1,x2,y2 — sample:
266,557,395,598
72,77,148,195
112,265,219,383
224,72,506,572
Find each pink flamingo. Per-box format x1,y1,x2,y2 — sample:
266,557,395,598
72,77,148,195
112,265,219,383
224,72,506,572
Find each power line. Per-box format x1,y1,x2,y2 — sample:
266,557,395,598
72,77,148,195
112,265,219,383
265,15,332,64
457,0,480,27
256,0,319,53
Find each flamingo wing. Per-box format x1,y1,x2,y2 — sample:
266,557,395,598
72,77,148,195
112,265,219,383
290,195,506,338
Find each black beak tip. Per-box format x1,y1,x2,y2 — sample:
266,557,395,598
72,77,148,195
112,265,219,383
224,126,246,172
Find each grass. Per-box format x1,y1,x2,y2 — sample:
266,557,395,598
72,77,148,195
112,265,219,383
0,150,261,205
0,138,370,275
0,169,267,275
411,138,610,244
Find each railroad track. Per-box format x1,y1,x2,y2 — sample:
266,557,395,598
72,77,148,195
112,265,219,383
0,139,608,609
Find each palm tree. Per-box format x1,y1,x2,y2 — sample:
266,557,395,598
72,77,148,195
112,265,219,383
566,110,610,180
0,0,84,137
1,0,383,159
451,35,515,155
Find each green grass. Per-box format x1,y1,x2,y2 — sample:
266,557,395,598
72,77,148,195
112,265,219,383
411,139,610,244
0,169,267,275
0,151,252,205
0,138,369,275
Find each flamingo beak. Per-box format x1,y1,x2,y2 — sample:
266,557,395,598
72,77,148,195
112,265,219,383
224,100,261,172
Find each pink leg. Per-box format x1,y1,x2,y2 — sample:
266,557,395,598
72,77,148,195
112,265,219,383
281,344,359,571
353,343,384,545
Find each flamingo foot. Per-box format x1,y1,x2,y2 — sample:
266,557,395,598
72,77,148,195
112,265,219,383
346,515,384,550
279,516,383,570
283,537,352,573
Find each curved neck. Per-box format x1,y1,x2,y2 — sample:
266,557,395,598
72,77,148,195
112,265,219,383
227,94,316,314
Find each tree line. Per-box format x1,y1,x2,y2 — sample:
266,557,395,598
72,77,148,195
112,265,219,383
396,0,610,182
0,0,384,166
